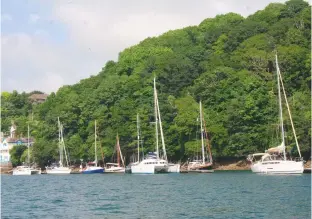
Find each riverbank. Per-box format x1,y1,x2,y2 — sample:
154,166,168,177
214,160,250,170
214,159,311,171
1,160,310,174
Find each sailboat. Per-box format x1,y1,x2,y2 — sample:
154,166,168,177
81,120,104,174
12,124,41,175
187,101,214,172
46,118,71,174
247,54,304,174
125,113,143,173
105,134,125,173
131,78,169,174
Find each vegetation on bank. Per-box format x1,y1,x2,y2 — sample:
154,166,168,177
2,0,311,168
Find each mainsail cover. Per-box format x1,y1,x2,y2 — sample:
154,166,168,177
266,142,285,153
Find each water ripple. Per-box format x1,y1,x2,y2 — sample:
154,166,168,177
1,172,311,219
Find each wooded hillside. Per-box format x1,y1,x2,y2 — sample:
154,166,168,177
2,0,310,167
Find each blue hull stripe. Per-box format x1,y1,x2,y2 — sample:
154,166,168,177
82,169,104,174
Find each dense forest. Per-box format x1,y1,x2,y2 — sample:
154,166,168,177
2,0,311,167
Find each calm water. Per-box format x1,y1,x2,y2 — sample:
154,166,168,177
1,171,311,219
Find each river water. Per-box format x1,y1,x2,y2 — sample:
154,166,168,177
1,171,311,219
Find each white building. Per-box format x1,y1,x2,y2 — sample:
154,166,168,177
0,124,34,164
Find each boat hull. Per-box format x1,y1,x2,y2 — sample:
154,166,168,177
168,163,180,173
32,169,41,175
250,160,304,174
81,167,104,174
105,167,125,173
131,163,169,174
12,167,41,175
46,167,71,175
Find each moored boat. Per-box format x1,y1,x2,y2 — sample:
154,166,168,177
12,165,41,175
12,125,41,176
81,120,104,174
105,134,125,173
247,54,304,174
187,101,214,172
131,78,169,174
81,162,104,174
46,118,71,175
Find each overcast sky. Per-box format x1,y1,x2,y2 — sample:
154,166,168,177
1,0,289,94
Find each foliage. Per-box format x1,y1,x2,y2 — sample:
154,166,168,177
9,145,27,167
3,0,311,165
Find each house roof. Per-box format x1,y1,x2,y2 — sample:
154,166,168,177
29,93,48,101
3,137,34,143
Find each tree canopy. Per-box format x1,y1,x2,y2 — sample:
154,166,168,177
3,0,311,167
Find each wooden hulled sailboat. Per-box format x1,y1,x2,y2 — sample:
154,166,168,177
105,134,125,173
187,101,214,172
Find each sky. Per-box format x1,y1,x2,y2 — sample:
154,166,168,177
1,0,289,94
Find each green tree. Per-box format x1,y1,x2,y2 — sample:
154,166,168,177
9,145,27,167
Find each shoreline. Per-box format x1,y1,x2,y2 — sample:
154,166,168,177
214,160,311,171
1,160,310,174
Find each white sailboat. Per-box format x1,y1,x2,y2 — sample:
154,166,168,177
131,78,169,174
247,54,304,174
105,134,125,173
187,101,213,172
12,124,41,175
81,120,104,174
46,118,71,174
125,113,143,173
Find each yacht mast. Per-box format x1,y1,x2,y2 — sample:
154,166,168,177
117,134,125,167
203,119,213,163
154,78,159,159
156,89,167,161
61,124,69,167
200,101,205,164
117,134,120,167
58,117,63,167
137,113,140,162
275,54,286,161
95,120,98,166
276,56,302,158
27,124,30,166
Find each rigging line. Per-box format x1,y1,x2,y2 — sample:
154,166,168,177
195,117,200,160
278,71,302,158
203,119,213,163
276,56,301,158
